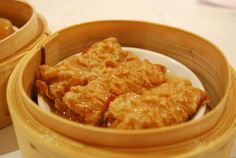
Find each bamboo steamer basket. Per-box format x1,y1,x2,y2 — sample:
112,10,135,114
0,0,48,128
13,21,231,147
7,20,236,157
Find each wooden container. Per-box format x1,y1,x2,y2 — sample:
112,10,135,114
7,21,236,157
0,0,48,128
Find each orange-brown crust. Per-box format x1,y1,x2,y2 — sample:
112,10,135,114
105,76,208,129
36,37,208,129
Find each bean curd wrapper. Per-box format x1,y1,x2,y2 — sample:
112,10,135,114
36,37,209,129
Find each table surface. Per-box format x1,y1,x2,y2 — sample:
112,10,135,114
1,0,236,157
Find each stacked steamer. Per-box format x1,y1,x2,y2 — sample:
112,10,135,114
7,20,236,158
0,0,48,128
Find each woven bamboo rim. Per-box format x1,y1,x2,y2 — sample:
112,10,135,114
13,20,231,148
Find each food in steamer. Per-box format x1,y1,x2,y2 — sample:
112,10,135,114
36,37,208,129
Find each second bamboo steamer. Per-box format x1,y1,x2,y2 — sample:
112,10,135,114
0,0,48,128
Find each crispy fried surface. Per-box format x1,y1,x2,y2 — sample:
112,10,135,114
63,59,166,125
105,76,208,129
36,37,208,129
36,37,138,110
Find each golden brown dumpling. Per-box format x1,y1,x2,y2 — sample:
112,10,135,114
0,17,14,40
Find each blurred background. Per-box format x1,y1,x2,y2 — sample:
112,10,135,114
27,0,236,68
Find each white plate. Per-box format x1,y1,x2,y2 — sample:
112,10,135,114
38,47,206,121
